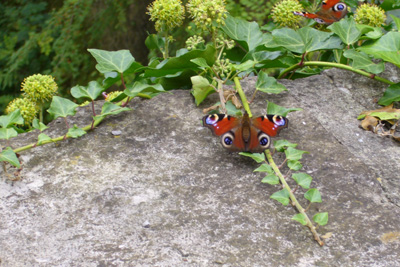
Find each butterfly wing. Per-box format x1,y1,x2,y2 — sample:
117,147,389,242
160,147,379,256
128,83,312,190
251,115,289,137
293,0,347,24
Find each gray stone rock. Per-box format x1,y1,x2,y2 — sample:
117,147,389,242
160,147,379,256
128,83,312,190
1,66,400,266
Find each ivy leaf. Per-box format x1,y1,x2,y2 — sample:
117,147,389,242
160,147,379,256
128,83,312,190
47,96,79,119
94,102,131,120
253,163,273,174
328,18,361,45
190,58,210,68
145,34,165,52
190,76,215,106
288,160,303,171
37,133,52,145
225,101,242,116
256,71,287,94
369,111,400,121
313,212,329,226
270,188,290,206
261,174,280,185
285,147,309,161
67,125,87,138
0,109,24,128
124,82,165,98
273,140,298,152
343,49,384,74
292,173,313,189
390,14,400,30
292,213,307,225
0,128,18,140
32,118,49,131
266,102,302,117
71,81,105,101
0,147,20,168
356,24,383,40
358,31,400,67
304,188,322,203
88,49,136,73
378,83,400,106
239,152,265,163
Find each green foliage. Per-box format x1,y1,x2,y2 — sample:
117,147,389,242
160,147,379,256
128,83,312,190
47,96,78,119
0,147,20,168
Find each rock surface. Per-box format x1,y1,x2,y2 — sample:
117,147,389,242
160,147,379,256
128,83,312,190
1,66,400,266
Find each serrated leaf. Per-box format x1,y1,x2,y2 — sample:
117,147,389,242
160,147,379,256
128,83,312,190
190,76,215,106
37,133,52,145
328,18,361,45
378,83,400,106
261,174,280,185
270,188,290,206
88,49,135,73
288,160,303,171
0,147,20,168
67,125,87,138
94,102,131,120
304,188,322,203
0,109,24,128
343,49,384,74
292,173,313,189
256,72,287,94
313,212,329,226
32,118,49,131
239,152,265,163
47,96,79,119
273,139,298,152
253,163,273,173
266,102,302,117
71,81,105,101
0,128,18,140
124,82,165,98
292,213,307,225
285,147,309,161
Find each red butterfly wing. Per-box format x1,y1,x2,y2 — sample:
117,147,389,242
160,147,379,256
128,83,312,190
252,115,288,137
202,114,240,136
320,0,342,11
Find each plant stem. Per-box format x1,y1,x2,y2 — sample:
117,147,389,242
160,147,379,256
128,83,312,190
278,61,395,85
264,150,324,246
234,77,252,117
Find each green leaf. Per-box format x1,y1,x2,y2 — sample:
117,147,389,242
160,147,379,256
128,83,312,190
37,133,52,145
94,102,131,120
270,188,290,206
0,109,24,128
273,140,298,152
47,96,79,119
71,81,105,101
225,101,242,116
292,213,307,225
292,173,313,189
343,49,384,74
190,76,215,106
328,18,361,45
358,31,400,67
261,174,280,185
0,128,18,140
390,14,400,30
124,82,165,98
32,118,49,131
0,147,20,168
239,152,265,163
288,160,303,171
88,49,136,73
356,24,383,40
285,147,309,161
266,102,302,117
145,34,165,52
304,188,322,203
190,58,210,68
313,212,329,226
378,83,400,106
220,15,264,51
256,72,287,94
67,125,87,138
253,163,273,174
369,112,400,121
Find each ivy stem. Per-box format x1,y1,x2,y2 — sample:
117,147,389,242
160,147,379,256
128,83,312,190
234,77,252,117
278,61,395,85
264,150,324,246
216,79,227,113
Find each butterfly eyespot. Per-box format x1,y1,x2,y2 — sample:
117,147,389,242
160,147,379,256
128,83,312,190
205,114,219,125
221,132,235,148
273,115,287,126
258,133,271,149
333,3,346,11
314,18,326,24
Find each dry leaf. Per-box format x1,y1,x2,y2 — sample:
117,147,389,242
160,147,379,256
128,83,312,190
360,115,379,131
321,232,333,239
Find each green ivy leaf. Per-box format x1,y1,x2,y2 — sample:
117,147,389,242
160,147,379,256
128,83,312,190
343,49,384,74
292,213,307,225
47,96,79,119
225,101,242,116
285,147,309,161
71,81,105,101
270,188,290,206
256,71,287,94
273,140,298,152
88,49,136,73
124,82,165,98
378,83,400,106
145,34,165,52
266,102,302,117
0,147,20,168
292,173,313,189
0,109,24,128
67,125,87,138
37,133,52,145
304,188,322,203
0,128,18,140
239,152,265,163
261,174,280,185
288,160,303,171
313,212,329,226
356,24,383,40
94,102,131,120
328,18,361,45
190,76,215,106
390,14,400,30
32,118,49,132
369,111,400,120
253,163,273,174
190,58,210,68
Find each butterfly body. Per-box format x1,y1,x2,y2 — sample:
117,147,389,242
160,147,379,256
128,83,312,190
293,0,348,25
202,113,288,153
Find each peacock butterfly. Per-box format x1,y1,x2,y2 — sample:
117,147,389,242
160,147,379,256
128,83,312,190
202,112,288,153
293,0,348,25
